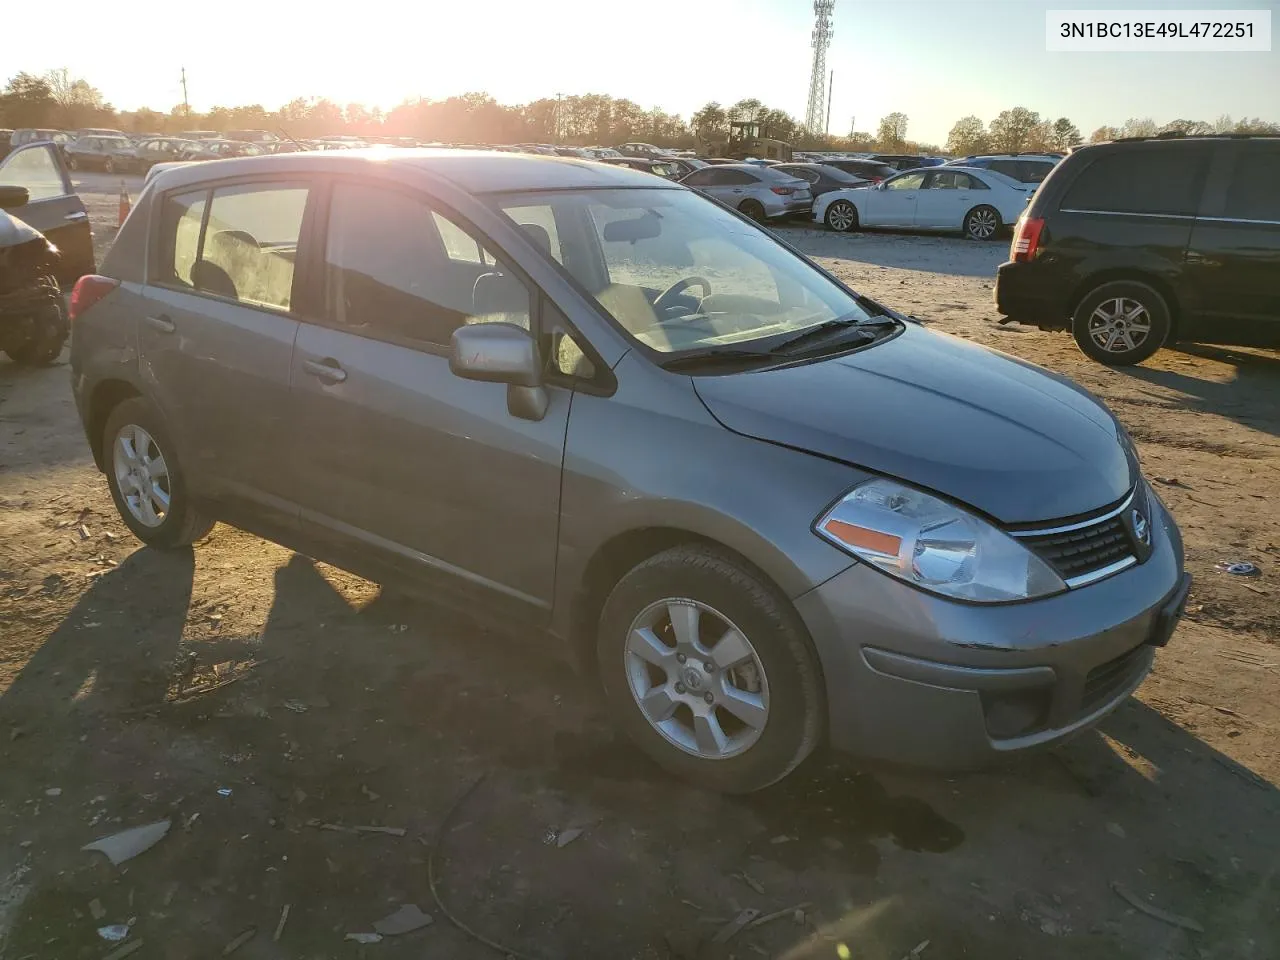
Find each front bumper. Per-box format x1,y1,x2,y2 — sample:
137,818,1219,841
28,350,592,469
795,495,1187,768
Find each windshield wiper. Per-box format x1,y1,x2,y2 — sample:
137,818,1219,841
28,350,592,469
658,347,780,372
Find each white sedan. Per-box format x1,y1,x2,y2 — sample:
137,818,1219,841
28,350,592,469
813,166,1033,240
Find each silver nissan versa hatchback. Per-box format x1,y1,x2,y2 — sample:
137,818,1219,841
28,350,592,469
69,151,1190,793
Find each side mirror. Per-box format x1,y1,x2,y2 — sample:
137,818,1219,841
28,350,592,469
0,185,30,210
449,322,548,421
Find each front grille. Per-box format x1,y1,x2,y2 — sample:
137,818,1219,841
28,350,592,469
1021,515,1133,581
1081,645,1152,712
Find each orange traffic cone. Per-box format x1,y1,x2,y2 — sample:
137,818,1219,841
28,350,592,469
117,180,131,227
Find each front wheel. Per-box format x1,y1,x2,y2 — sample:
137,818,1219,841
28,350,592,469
66,155,78,171
824,200,859,232
1071,280,1171,366
963,205,1002,241
4,293,67,366
597,545,824,794
104,155,116,174
738,199,766,223
103,397,215,548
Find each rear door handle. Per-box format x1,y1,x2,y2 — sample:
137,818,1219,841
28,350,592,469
144,314,175,334
303,358,347,384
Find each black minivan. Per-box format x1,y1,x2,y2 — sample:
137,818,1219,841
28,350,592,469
995,135,1280,365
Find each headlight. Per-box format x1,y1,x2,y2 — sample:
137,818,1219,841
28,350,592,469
814,479,1067,603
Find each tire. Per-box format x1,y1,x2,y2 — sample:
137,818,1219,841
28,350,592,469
4,296,68,366
738,199,766,223
824,199,859,232
963,205,1002,241
66,155,78,171
596,544,824,794
1071,280,1170,366
103,397,214,548
104,155,116,174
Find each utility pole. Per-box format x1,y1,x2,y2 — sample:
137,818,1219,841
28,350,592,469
825,70,833,137
554,93,562,143
804,1,835,135
180,67,190,117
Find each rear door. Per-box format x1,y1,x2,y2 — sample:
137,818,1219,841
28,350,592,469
138,178,315,523
288,179,570,617
861,170,925,226
0,142,94,282
914,170,974,228
1183,140,1280,345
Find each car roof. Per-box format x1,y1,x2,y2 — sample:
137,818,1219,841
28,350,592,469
143,148,680,195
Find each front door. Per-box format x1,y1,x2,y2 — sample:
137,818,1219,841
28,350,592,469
289,179,569,617
0,143,94,282
136,179,313,519
1184,140,1280,345
860,170,925,227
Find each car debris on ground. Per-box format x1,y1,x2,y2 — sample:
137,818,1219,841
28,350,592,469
81,820,171,866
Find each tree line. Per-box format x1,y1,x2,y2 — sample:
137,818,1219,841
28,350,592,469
3,70,1276,156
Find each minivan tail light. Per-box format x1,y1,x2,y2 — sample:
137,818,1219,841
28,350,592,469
1012,217,1045,262
69,275,120,321
770,186,794,195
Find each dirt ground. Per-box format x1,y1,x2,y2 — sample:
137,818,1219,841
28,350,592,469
0,172,1276,960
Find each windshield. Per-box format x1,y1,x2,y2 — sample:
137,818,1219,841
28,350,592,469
490,188,875,355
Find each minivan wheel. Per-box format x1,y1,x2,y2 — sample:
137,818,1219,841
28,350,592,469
597,545,824,794
1071,280,1171,366
825,200,859,232
963,205,1001,241
738,199,766,223
103,397,214,548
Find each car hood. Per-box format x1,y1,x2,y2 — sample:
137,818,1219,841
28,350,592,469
691,324,1136,525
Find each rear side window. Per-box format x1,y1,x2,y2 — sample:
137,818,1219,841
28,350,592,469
1018,160,1054,183
159,189,207,286
1223,144,1280,222
720,170,757,185
323,183,529,346
1061,149,1208,216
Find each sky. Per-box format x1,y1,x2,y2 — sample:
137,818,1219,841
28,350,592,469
6,0,1278,143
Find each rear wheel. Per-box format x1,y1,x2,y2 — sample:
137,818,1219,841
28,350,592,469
104,155,116,174
738,199,766,223
824,200,859,232
596,545,824,793
66,154,78,171
1071,280,1170,366
963,205,1001,241
103,397,214,548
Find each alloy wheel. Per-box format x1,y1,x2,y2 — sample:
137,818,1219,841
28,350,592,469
827,201,856,231
623,598,770,760
112,424,171,528
1087,297,1152,353
966,207,998,239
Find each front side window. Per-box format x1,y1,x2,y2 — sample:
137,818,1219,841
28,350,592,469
1062,149,1209,216
887,172,926,191
491,188,876,355
194,183,308,310
0,144,67,201
324,183,529,346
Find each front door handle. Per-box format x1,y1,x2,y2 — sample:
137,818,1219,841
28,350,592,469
64,211,89,221
303,358,347,384
144,314,175,334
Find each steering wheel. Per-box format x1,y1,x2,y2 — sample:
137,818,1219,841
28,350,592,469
653,276,712,314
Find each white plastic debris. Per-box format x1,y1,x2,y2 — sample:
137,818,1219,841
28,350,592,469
345,932,383,944
82,820,171,866
372,903,433,936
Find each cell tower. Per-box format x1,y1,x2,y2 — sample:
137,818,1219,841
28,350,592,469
805,0,835,135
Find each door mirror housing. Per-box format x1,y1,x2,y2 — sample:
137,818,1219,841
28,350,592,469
449,322,548,421
0,185,30,210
